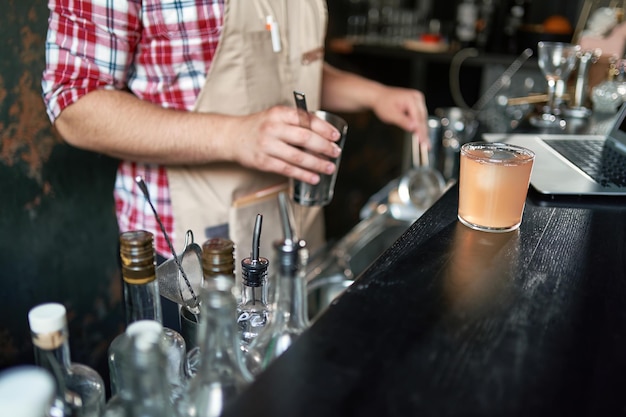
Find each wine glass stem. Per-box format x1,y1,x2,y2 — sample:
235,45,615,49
547,79,557,115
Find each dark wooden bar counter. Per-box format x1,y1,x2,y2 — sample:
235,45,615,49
222,185,626,417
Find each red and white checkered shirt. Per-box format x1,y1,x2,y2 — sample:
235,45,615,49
42,0,225,257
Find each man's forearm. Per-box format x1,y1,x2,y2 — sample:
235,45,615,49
54,89,232,164
320,63,385,113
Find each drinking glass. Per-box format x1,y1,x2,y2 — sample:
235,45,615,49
530,42,579,128
458,142,535,233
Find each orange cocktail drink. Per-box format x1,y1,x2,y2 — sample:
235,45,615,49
458,142,535,232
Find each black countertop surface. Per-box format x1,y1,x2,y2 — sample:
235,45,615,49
222,185,626,417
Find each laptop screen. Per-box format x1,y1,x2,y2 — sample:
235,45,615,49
608,103,626,153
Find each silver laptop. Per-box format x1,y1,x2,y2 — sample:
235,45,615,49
483,105,626,196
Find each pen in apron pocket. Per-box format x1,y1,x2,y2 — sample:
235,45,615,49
266,15,282,53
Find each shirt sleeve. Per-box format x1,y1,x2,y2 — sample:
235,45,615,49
41,0,141,123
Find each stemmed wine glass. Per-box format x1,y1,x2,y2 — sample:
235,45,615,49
530,41,580,128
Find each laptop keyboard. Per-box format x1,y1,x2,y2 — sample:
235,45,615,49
544,139,626,187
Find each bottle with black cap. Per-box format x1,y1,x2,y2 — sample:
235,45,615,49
245,193,310,376
236,214,270,353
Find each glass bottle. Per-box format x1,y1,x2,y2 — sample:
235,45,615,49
456,0,478,47
237,214,270,353
108,230,187,404
27,302,106,417
103,320,181,417
246,194,311,376
182,276,253,417
0,366,56,417
185,237,237,376
591,55,624,113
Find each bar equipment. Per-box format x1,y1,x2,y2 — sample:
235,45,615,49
157,230,203,317
529,41,580,128
305,208,410,320
28,303,106,417
290,93,348,207
564,48,602,118
135,176,202,315
395,133,445,220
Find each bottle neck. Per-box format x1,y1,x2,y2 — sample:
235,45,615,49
118,328,176,415
32,329,72,373
240,281,268,306
274,264,309,330
199,295,238,365
31,329,73,410
123,278,163,324
119,230,162,324
272,241,310,330
197,278,250,381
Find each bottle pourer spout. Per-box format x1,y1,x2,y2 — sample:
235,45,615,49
252,214,262,261
242,214,269,288
278,192,294,245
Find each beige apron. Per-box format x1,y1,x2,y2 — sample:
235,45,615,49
167,0,328,270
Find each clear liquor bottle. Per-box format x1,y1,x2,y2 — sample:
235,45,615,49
103,320,181,417
185,236,237,377
0,365,56,417
245,197,310,376
237,214,270,353
182,276,253,417
108,230,187,404
28,302,106,417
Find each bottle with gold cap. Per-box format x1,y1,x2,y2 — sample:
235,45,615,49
28,302,105,417
202,237,236,280
184,236,237,377
108,230,188,406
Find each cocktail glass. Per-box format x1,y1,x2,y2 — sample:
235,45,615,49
530,41,579,128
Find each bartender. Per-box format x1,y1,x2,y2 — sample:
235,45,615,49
42,0,428,271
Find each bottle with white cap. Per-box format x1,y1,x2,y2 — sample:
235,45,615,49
103,320,181,417
0,365,56,417
28,302,106,417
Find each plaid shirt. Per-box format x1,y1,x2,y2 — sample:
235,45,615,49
42,0,225,257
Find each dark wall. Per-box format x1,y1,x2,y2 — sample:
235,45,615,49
0,0,123,382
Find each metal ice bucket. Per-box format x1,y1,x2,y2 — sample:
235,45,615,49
306,209,412,320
